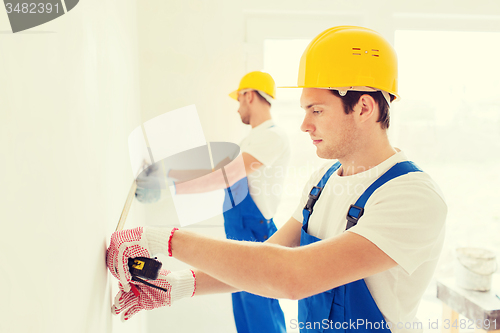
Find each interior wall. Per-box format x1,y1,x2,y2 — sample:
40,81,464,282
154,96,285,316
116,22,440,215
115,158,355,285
0,1,146,332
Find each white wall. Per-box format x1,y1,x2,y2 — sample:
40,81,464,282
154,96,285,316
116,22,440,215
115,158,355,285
0,1,146,332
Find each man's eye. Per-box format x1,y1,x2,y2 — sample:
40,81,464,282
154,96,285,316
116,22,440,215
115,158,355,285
313,110,322,114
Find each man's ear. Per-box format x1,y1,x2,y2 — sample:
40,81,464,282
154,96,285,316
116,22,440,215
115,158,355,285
357,94,376,122
246,90,256,104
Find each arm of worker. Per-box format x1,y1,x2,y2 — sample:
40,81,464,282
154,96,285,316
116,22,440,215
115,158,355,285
134,154,260,202
107,216,302,296
110,240,296,321
174,152,263,194
190,215,304,296
108,218,395,301
169,225,397,300
108,216,303,320
109,216,396,321
168,169,213,182
168,157,232,182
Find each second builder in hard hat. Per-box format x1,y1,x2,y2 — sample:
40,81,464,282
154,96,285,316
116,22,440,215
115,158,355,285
162,70,290,332
224,71,290,333
108,26,447,333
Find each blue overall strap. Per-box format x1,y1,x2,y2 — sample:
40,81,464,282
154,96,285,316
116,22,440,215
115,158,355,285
346,161,423,230
302,161,342,226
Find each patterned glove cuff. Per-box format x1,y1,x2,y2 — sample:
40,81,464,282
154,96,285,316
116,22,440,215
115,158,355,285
170,269,196,303
144,227,173,256
168,228,178,256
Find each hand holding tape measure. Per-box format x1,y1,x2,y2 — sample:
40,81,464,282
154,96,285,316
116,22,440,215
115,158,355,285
107,225,196,320
107,174,195,320
110,180,167,296
128,257,168,293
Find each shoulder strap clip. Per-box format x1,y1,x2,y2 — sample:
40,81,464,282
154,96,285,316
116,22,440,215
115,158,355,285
346,205,365,230
304,186,323,214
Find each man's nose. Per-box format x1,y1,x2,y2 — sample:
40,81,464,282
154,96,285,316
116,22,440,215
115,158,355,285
300,114,313,133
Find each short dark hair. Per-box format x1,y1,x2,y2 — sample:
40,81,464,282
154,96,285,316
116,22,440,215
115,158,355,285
330,90,393,129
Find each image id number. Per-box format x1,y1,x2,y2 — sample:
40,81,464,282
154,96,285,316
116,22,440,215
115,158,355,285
5,3,60,14
443,319,497,330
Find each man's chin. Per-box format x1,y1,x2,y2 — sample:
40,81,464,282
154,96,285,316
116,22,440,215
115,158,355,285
315,149,327,159
316,148,336,160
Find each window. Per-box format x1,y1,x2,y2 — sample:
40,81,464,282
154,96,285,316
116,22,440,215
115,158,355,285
394,28,500,322
394,30,500,248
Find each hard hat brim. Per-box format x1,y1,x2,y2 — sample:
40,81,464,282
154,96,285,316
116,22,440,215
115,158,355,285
229,90,239,100
277,85,400,102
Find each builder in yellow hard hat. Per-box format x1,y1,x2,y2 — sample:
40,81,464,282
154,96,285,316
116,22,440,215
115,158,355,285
108,26,447,332
223,71,290,333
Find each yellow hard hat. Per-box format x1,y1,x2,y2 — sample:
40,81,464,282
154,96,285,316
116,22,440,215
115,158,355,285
229,71,276,101
283,26,399,101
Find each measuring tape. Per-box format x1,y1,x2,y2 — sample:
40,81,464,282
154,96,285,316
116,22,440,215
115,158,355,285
115,180,138,232
128,257,167,292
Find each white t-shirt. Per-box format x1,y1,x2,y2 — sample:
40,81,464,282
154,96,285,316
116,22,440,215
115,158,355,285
240,119,290,219
292,150,447,333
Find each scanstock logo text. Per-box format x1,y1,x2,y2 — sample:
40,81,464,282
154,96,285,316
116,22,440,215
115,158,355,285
4,0,79,33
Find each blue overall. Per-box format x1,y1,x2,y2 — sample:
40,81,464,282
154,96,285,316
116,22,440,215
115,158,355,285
299,161,422,332
223,177,286,333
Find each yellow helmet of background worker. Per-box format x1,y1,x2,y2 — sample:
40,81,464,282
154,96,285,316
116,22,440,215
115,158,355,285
229,71,276,101
286,26,399,101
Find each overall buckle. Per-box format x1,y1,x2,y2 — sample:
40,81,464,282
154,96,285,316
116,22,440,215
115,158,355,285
304,186,323,213
346,204,364,230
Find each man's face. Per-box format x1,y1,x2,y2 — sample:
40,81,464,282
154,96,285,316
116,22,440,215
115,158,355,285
237,92,250,125
300,88,359,160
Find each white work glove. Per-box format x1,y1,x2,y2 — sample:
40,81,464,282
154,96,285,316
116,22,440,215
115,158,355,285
135,164,164,204
113,268,196,321
106,227,178,292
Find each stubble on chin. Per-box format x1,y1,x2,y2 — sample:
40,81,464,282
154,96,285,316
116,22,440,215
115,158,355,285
316,145,339,160
317,129,359,160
